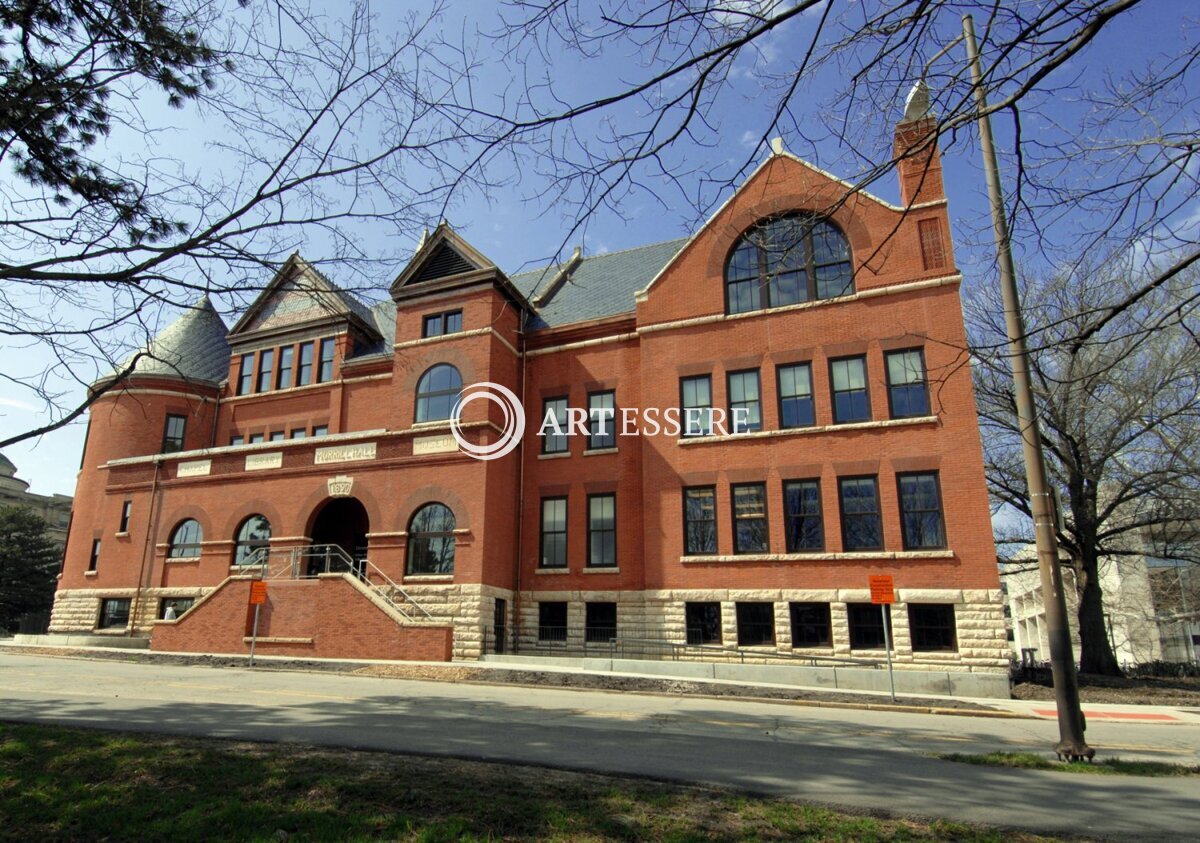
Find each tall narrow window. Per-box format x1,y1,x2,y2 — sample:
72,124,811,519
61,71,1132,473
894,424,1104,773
312,425,328,437
88,539,101,572
725,215,853,314
839,476,883,551
317,338,336,382
886,349,930,418
587,493,616,568
683,486,717,555
727,369,762,433
415,364,463,423
783,479,823,552
233,515,272,566
918,218,947,270
276,346,295,390
587,391,616,450
406,503,456,575
898,472,946,549
297,342,314,386
256,348,275,393
118,501,132,533
830,356,870,423
541,397,569,454
161,414,186,453
237,353,254,395
167,519,203,558
732,483,768,554
539,497,567,568
777,363,815,428
679,375,713,437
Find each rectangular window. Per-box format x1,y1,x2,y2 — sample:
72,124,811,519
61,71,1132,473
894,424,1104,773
422,310,463,338
118,501,132,534
736,602,776,646
682,486,717,555
269,431,285,442
909,604,958,652
237,353,254,396
230,435,244,446
685,602,722,645
538,601,568,642
161,414,186,453
777,363,815,428
312,425,329,437
847,603,892,650
790,602,832,647
585,602,617,643
297,341,315,386
539,497,567,569
918,218,947,270
249,433,265,444
158,597,195,619
679,375,713,436
886,349,930,418
88,539,101,572
783,479,823,552
256,348,275,393
839,476,883,551
290,429,307,439
541,397,569,454
587,493,616,568
727,369,762,433
97,598,130,629
898,472,947,549
731,483,768,554
830,356,870,423
276,346,295,390
317,338,336,383
587,391,616,450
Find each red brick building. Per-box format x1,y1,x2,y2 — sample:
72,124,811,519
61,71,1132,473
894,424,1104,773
51,117,1007,676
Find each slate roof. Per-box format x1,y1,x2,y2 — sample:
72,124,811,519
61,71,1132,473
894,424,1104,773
107,295,231,385
510,238,687,329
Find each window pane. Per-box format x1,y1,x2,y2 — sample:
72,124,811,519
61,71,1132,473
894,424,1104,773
887,350,929,418
899,473,946,549
732,483,768,553
779,364,814,428
848,603,891,649
445,311,462,333
318,339,335,382
542,397,568,453
784,480,822,551
257,349,275,393
815,263,853,299
727,279,757,314
736,602,776,646
540,498,567,568
423,314,443,338
681,376,712,436
790,602,832,647
238,353,254,395
685,602,722,645
297,342,314,385
728,371,762,433
539,602,568,641
909,603,957,652
277,346,294,390
588,392,616,449
684,487,716,555
840,478,882,550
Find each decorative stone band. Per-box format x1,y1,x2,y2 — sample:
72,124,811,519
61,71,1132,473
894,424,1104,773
678,415,937,446
681,550,955,563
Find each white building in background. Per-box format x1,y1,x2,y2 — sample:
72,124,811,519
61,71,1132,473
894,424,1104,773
1004,543,1200,667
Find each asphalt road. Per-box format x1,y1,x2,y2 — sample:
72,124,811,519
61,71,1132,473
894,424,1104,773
2,651,1198,839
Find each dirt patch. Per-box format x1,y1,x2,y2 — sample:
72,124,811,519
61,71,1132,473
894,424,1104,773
3,644,996,711
1012,674,1200,707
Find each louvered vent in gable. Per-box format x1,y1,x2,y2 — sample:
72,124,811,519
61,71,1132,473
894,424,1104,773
412,243,476,283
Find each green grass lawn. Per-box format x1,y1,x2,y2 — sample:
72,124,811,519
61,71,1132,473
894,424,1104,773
936,752,1200,777
0,721,1067,842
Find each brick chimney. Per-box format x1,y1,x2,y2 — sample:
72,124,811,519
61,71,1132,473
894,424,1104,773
894,82,945,206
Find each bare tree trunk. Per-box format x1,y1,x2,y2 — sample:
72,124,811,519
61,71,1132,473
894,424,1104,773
1076,552,1123,676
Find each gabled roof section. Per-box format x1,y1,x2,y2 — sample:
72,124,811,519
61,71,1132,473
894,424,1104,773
510,238,686,330
228,253,380,342
100,295,230,386
636,149,904,300
390,222,500,294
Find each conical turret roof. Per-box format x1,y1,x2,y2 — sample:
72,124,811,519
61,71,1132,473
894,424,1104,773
103,296,230,386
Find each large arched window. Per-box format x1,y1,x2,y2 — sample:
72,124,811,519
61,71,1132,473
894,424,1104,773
415,364,462,423
406,503,456,575
233,514,272,565
167,519,203,558
725,214,853,314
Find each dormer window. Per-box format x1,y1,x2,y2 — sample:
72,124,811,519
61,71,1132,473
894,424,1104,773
725,214,852,314
423,310,463,338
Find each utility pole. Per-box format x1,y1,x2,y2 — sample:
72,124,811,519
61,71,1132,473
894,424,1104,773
962,14,1092,760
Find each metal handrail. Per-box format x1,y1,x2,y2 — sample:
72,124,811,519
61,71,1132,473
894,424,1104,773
237,544,433,622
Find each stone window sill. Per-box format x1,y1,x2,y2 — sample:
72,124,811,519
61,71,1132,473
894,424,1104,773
534,568,570,575
583,447,618,456
114,531,129,538
537,451,571,460
84,570,98,577
680,550,955,563
583,567,619,574
403,574,454,582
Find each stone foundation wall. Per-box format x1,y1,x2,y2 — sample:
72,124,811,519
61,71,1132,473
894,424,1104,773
399,583,513,660
50,586,214,635
514,587,1008,672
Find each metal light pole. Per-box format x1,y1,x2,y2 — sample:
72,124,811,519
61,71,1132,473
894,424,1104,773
961,14,1091,760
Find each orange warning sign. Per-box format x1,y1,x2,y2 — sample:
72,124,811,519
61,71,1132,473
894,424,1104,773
869,575,895,605
249,580,268,605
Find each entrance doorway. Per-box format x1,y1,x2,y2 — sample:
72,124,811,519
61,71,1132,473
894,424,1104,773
309,497,370,576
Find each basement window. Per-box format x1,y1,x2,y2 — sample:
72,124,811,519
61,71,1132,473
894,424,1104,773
97,598,131,630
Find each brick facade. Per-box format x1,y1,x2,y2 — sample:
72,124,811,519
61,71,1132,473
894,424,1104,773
53,123,1006,672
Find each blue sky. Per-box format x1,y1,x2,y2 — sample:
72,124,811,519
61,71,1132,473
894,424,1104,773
1,1,1192,496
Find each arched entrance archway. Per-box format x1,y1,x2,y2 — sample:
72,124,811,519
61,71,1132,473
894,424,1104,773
309,497,370,576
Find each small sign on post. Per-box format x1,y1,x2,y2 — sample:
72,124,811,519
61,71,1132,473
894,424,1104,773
869,575,897,702
248,580,268,667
